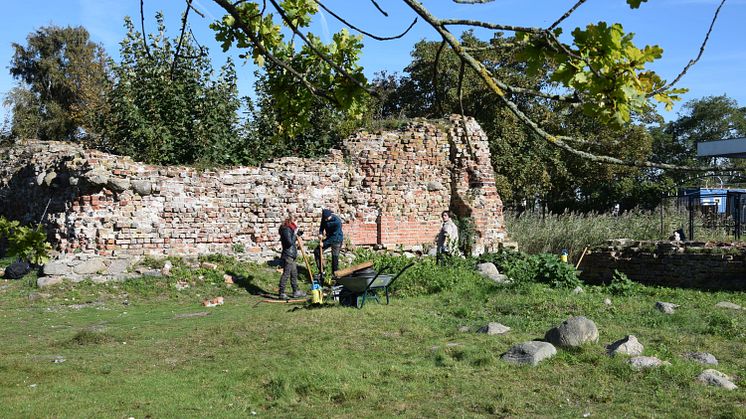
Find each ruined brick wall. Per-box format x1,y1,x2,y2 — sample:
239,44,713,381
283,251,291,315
580,239,746,291
0,116,506,262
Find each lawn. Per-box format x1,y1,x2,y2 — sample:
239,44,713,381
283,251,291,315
0,255,744,418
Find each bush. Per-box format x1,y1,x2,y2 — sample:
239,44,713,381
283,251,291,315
606,270,640,296
0,217,52,265
479,250,581,288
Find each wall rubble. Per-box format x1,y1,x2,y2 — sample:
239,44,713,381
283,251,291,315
580,239,746,291
0,116,506,271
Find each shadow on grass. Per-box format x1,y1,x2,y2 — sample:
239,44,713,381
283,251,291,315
227,271,270,296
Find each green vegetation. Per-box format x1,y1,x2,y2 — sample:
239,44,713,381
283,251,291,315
0,255,743,417
0,217,52,265
504,208,737,261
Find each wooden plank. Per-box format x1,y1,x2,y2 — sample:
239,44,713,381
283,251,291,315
334,261,374,278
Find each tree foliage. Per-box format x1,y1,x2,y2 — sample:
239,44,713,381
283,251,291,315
6,25,111,142
104,14,243,166
208,0,731,171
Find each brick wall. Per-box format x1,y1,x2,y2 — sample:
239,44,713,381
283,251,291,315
580,239,746,291
0,116,506,262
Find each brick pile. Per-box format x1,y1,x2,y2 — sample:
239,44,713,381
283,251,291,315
0,116,506,267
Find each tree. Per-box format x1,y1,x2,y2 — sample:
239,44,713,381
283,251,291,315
206,0,736,172
373,34,658,211
104,13,242,166
6,25,111,142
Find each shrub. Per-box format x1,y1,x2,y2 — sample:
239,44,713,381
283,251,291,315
479,250,581,288
0,217,52,265
606,270,640,296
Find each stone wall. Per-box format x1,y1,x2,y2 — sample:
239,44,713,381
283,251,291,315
0,116,506,268
580,239,746,291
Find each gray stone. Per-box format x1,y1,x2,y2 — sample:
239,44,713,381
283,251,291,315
106,259,130,275
72,258,107,275
572,286,584,294
90,276,111,284
457,325,471,333
476,262,510,284
37,276,64,288
544,316,599,348
715,301,743,310
477,322,511,335
107,177,130,192
603,298,612,306
131,180,153,196
83,168,110,186
426,181,444,191
606,335,644,356
655,301,679,314
684,352,718,365
502,341,556,366
43,261,72,276
628,356,670,370
28,292,51,302
697,369,738,390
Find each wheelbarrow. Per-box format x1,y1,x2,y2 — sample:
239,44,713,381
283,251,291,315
334,262,415,309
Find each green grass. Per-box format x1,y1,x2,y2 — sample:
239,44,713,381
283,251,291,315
0,256,744,417
506,207,741,261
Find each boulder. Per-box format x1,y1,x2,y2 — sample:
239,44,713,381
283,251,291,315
606,335,644,356
603,298,612,306
714,301,743,310
476,262,510,284
37,276,64,288
72,258,107,275
655,301,678,314
628,356,670,370
106,259,130,275
697,369,738,390
683,352,718,365
502,341,556,366
572,286,584,295
131,180,153,196
544,316,599,348
477,322,511,335
107,177,130,192
83,167,110,186
43,261,72,276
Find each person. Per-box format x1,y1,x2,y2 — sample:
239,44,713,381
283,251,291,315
436,210,459,263
314,208,343,277
278,216,306,300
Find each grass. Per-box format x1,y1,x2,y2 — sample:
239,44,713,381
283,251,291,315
0,255,744,417
505,207,741,262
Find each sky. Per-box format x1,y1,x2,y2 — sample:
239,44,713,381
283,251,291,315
1,0,744,123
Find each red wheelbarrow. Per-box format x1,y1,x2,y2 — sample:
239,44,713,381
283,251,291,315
334,261,416,309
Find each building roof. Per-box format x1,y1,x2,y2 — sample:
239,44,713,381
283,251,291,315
697,138,746,158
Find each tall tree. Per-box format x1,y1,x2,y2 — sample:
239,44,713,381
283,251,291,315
104,13,242,166
7,25,111,142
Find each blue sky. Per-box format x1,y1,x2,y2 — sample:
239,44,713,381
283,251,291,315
1,0,744,123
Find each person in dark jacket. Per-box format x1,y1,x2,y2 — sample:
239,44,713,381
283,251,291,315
314,208,343,277
278,216,306,300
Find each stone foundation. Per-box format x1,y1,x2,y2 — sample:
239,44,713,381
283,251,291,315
580,239,746,291
0,116,506,276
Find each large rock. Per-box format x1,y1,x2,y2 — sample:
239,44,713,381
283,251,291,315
107,177,130,192
544,316,599,348
83,167,110,186
502,341,556,366
697,369,738,390
43,261,72,276
476,262,510,284
606,335,644,356
37,276,63,288
714,301,742,310
106,259,130,275
72,258,107,275
683,352,718,365
477,322,511,335
655,301,678,314
628,356,670,370
131,180,153,196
